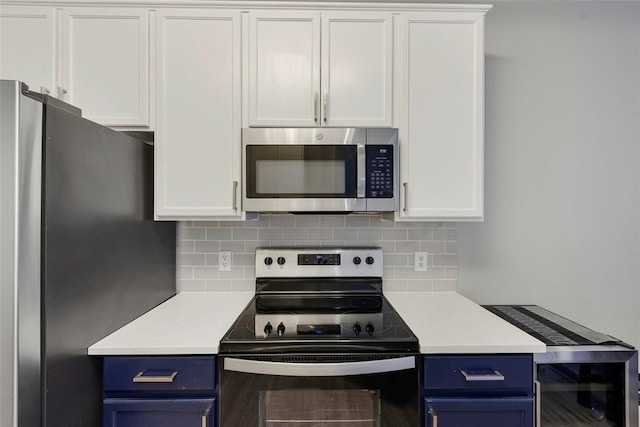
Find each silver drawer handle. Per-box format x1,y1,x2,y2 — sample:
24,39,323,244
460,370,504,381
428,406,438,427
132,371,178,383
201,408,210,427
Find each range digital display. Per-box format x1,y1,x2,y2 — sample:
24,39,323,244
298,254,341,265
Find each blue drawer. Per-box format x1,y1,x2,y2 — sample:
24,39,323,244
104,357,216,393
424,355,533,397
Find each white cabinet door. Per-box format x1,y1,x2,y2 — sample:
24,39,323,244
396,12,485,221
155,9,242,220
247,11,392,127
60,8,150,128
0,6,56,95
321,12,392,127
248,11,320,127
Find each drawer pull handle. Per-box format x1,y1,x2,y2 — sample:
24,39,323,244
201,407,211,427
460,370,504,381
427,406,438,427
132,371,178,383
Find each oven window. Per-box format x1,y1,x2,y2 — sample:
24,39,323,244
537,363,626,426
245,145,358,198
259,389,380,427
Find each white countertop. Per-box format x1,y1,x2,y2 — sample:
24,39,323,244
88,292,254,355
385,292,546,354
89,291,545,356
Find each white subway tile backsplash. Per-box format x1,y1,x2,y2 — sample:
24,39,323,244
182,227,207,240
177,214,457,292
180,254,206,266
233,228,258,241
382,228,407,241
207,228,232,240
195,241,219,253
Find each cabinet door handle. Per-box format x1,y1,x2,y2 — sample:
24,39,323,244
427,406,438,427
132,370,178,383
40,86,50,95
322,91,328,123
535,380,541,427
233,181,238,211
460,370,505,381
403,182,408,211
201,408,210,427
57,86,68,98
314,93,319,123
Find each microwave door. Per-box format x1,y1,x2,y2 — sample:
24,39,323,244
244,144,365,212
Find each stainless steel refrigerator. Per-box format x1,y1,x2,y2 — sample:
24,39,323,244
0,80,177,426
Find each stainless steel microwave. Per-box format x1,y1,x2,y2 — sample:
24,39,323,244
242,128,398,213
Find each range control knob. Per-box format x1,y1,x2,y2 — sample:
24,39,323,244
365,256,375,265
353,323,362,336
353,256,362,265
277,322,286,336
264,322,273,336
365,323,375,336
277,257,286,266
264,257,273,266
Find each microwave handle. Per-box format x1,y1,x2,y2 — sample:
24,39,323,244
357,145,366,198
224,356,415,377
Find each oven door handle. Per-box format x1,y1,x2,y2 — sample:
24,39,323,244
223,356,415,377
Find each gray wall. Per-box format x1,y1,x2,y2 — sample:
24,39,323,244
458,2,640,351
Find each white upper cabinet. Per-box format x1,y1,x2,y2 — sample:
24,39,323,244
247,10,392,127
395,11,488,222
154,9,243,220
60,8,151,128
0,6,56,96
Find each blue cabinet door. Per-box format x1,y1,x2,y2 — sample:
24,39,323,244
104,398,215,427
425,397,533,427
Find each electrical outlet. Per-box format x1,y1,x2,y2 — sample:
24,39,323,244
219,251,232,272
414,252,428,272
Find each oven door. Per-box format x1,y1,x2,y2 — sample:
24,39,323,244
219,354,419,427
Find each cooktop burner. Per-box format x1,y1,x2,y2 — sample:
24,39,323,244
218,248,418,354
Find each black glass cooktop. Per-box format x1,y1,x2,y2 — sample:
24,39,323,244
219,296,418,354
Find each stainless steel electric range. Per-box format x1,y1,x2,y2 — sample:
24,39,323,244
484,305,638,427
218,247,420,427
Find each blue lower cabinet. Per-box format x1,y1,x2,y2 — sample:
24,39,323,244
103,397,215,427
102,357,217,427
425,397,534,427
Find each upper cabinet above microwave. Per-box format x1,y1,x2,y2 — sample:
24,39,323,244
246,11,393,127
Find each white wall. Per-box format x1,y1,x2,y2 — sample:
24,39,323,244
458,2,640,351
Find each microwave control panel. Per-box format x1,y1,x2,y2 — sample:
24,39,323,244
366,145,394,198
